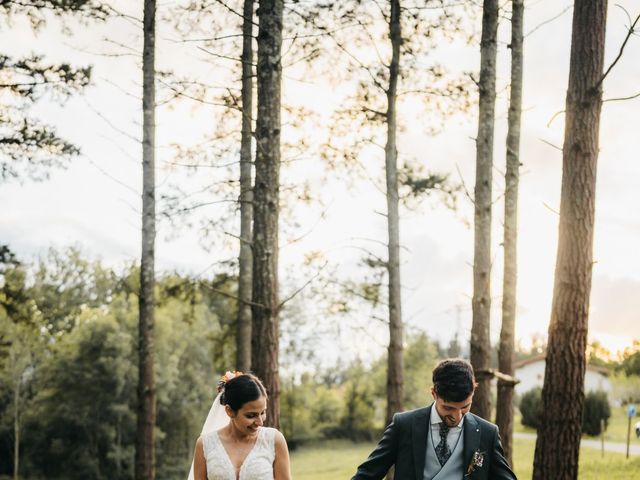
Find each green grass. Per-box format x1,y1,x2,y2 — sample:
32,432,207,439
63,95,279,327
603,407,638,443
291,440,368,479
290,437,640,479
515,406,638,443
511,436,640,479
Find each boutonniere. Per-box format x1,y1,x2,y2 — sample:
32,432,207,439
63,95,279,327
465,450,485,477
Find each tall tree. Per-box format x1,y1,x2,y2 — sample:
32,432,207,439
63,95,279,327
533,1,607,478
496,0,523,465
159,3,316,375
2,319,36,480
470,0,498,420
294,0,469,425
236,0,255,373
251,0,283,429
136,0,157,478
384,0,404,425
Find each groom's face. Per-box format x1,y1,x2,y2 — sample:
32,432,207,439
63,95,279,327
431,388,473,427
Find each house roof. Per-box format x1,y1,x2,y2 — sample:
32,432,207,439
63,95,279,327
514,353,610,377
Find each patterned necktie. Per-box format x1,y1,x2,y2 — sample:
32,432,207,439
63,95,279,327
435,422,451,466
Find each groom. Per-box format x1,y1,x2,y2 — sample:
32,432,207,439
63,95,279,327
351,358,516,479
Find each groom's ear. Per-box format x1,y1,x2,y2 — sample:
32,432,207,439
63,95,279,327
430,387,436,401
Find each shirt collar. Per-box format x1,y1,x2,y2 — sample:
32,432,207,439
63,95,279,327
430,402,465,429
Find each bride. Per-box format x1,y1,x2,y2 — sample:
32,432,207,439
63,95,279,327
189,372,291,480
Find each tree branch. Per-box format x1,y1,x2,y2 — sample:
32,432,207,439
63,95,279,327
455,163,474,204
524,4,572,38
202,284,265,309
593,9,640,92
603,90,640,103
278,262,328,310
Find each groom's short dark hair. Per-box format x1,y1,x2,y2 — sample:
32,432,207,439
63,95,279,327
432,358,476,402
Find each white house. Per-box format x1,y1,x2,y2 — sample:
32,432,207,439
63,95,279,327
514,354,612,397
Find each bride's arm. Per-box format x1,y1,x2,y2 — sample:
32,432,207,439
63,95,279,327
273,431,292,480
193,437,207,480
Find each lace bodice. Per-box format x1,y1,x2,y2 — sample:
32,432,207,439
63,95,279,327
201,427,276,480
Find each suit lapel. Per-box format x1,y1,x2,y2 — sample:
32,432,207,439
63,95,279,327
463,413,481,477
412,406,430,480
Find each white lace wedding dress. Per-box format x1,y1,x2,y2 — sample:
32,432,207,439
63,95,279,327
201,426,276,480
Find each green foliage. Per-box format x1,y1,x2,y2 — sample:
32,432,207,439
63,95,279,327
619,341,640,377
154,281,236,479
398,164,460,211
0,249,237,479
519,387,542,429
586,340,614,368
25,308,136,479
0,0,109,20
402,333,440,410
611,372,640,403
582,390,611,436
520,387,612,436
30,247,120,334
311,333,441,442
337,368,377,441
280,373,342,446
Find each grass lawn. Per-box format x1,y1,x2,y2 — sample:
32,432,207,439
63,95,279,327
515,405,639,444
290,437,640,479
603,406,638,443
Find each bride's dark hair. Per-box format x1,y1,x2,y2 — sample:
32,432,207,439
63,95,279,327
220,373,267,411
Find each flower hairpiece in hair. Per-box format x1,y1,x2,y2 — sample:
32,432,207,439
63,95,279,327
217,370,243,392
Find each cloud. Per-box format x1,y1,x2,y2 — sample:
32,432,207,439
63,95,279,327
590,275,640,338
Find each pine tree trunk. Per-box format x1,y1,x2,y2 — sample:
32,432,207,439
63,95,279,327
136,1,157,478
13,379,19,480
251,0,283,429
385,0,404,426
471,0,498,421
236,0,255,373
533,1,607,478
496,0,523,466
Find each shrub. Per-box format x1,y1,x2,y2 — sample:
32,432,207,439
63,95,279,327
582,390,611,436
520,387,542,429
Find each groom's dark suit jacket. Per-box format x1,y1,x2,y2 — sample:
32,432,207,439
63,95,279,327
351,404,517,480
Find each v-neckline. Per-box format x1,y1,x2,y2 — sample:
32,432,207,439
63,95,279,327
215,428,262,480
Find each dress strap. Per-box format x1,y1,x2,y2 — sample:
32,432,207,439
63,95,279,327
260,427,276,453
201,431,220,460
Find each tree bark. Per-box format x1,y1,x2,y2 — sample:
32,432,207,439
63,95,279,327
533,1,607,479
236,0,255,373
136,0,157,478
471,0,498,421
385,0,404,426
251,0,283,429
496,0,523,466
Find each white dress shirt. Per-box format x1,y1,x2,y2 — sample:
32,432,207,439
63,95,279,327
429,403,464,454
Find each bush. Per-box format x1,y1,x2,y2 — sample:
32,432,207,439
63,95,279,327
612,372,640,403
331,375,378,442
582,390,611,436
520,387,542,429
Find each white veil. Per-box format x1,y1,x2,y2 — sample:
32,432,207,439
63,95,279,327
187,392,230,480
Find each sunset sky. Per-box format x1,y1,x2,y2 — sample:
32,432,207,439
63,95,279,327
2,0,639,361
